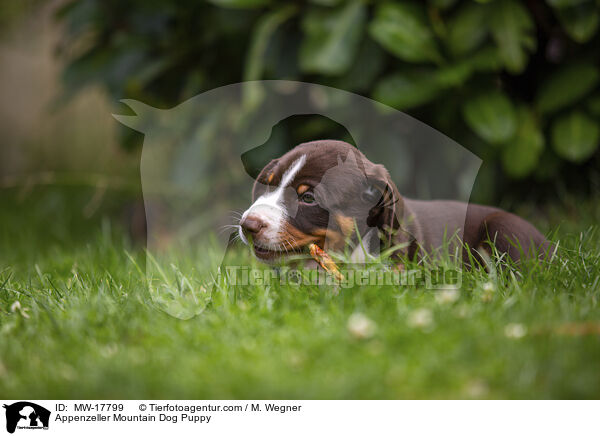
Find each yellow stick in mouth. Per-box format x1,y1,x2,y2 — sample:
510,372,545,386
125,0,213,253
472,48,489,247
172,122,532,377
308,243,344,281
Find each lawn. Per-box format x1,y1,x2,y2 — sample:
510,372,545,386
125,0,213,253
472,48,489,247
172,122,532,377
1,188,599,399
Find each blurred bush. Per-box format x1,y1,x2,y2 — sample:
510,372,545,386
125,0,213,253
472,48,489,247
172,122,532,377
56,0,600,201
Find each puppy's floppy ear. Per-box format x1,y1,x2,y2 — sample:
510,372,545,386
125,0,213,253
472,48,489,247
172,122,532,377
365,163,421,261
252,158,279,201
365,163,403,246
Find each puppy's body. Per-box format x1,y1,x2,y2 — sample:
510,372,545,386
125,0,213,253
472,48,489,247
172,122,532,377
403,199,551,262
240,140,551,266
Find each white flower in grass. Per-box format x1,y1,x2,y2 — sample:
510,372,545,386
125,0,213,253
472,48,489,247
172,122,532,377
10,301,30,318
287,352,306,369
481,281,496,302
455,304,470,319
504,323,527,339
347,313,376,339
464,379,489,399
435,288,460,304
407,308,434,329
60,364,76,381
482,282,495,292
100,343,118,358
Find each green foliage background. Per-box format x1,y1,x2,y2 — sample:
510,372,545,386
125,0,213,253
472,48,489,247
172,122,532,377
57,0,600,201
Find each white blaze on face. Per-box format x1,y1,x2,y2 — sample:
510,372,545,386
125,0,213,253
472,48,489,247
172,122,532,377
239,155,306,247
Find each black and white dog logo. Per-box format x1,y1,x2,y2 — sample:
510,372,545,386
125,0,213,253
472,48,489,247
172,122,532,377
3,402,50,433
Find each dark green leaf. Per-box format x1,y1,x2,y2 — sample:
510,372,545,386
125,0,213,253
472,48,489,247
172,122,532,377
462,91,517,144
536,63,599,113
547,0,589,7
243,5,297,109
446,3,489,56
501,107,545,178
309,0,343,5
489,0,536,73
551,111,599,162
245,5,297,80
587,94,600,117
373,71,443,110
554,2,599,43
207,0,271,8
369,2,442,63
430,0,458,9
332,39,386,92
299,1,366,75
435,62,473,87
466,46,502,72
374,59,480,110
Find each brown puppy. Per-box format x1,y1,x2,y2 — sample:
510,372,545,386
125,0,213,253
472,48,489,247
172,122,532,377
239,140,552,266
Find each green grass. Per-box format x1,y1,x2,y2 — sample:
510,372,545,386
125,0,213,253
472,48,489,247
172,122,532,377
1,188,599,399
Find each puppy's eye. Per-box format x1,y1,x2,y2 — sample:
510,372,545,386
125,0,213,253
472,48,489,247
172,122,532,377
299,191,316,205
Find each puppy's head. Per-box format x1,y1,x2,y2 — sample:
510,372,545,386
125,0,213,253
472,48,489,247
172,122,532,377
239,140,402,262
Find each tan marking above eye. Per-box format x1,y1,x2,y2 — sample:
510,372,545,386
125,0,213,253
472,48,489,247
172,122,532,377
267,173,275,184
296,184,310,195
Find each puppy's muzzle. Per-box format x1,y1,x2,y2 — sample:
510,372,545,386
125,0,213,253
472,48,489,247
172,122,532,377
240,214,266,238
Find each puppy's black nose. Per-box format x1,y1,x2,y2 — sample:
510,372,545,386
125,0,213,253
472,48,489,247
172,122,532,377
241,215,266,236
